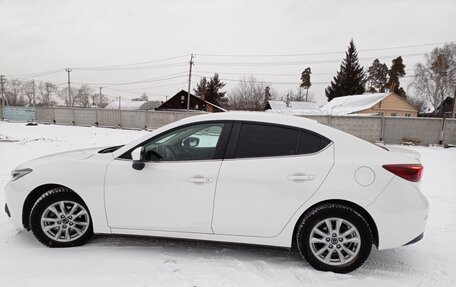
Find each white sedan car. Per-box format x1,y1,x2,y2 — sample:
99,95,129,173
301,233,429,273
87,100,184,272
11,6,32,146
5,112,428,273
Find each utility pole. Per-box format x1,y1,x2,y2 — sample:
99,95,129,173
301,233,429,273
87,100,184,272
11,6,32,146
0,75,5,118
99,87,103,107
65,68,72,105
187,54,194,111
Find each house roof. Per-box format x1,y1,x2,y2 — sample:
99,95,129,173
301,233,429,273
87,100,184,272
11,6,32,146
265,100,322,115
104,100,161,110
320,93,390,114
156,90,227,112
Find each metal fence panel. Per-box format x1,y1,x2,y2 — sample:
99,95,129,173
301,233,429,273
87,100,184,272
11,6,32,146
36,107,54,123
97,109,120,127
384,117,443,145
54,108,74,124
121,110,146,129
444,119,456,145
74,109,97,126
3,106,36,122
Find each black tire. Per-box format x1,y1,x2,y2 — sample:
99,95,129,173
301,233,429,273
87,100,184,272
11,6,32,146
295,203,372,273
29,187,93,248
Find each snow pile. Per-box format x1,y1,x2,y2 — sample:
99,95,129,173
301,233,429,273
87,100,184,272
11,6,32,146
0,122,455,286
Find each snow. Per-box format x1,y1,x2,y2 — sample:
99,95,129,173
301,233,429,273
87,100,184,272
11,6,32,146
321,93,390,115
104,100,161,110
1,121,456,287
266,101,323,115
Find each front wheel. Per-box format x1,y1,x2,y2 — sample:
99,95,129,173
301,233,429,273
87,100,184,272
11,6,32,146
29,188,93,247
295,203,372,273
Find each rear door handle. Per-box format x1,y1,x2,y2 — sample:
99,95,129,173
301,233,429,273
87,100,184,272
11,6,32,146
287,174,315,182
187,176,213,183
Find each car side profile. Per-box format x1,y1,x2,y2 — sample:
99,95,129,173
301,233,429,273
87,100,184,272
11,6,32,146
5,112,428,273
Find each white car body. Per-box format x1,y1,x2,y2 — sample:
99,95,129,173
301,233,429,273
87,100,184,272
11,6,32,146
5,112,428,252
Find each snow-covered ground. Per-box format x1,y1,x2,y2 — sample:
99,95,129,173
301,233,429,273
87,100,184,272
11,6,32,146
0,122,455,287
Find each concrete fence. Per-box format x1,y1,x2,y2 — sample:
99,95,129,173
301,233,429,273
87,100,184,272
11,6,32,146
1,106,455,146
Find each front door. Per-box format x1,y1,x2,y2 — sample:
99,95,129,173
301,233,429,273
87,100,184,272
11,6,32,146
104,122,229,234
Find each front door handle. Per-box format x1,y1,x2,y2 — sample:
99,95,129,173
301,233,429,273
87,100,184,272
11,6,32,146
187,176,213,184
287,174,315,182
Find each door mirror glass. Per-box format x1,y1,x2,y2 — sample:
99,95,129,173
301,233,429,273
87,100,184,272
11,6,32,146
131,147,143,161
182,136,200,147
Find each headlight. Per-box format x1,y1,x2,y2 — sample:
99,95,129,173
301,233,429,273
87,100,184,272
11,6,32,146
11,168,33,182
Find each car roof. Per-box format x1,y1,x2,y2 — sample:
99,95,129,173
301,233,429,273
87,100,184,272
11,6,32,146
178,111,318,129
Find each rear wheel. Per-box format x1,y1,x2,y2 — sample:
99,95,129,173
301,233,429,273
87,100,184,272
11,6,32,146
296,203,372,273
29,188,93,247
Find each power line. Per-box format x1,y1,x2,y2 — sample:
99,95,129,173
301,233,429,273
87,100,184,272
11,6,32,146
5,69,62,78
192,74,417,86
73,62,188,71
194,70,335,76
71,73,188,87
196,53,426,67
196,41,454,57
73,54,190,69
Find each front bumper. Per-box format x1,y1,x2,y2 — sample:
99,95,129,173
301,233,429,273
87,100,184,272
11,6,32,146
5,181,28,228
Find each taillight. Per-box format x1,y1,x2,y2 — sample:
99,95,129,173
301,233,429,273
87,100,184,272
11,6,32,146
382,164,423,182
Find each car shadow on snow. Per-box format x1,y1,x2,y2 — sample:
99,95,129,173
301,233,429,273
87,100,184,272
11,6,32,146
87,234,429,278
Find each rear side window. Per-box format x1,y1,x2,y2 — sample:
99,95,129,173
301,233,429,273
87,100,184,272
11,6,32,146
234,123,331,159
235,123,299,158
298,131,331,154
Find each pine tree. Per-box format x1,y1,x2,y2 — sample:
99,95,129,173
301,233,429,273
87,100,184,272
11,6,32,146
300,67,312,101
325,40,367,101
387,56,406,98
193,77,208,100
367,59,389,93
205,73,227,106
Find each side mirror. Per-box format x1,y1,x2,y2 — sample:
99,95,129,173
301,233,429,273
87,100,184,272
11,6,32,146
131,147,145,171
183,136,200,147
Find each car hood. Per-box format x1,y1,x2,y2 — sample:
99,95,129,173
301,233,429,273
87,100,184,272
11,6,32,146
14,147,107,170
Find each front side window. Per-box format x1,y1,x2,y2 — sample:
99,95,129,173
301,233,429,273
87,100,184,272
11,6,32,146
142,123,225,161
234,123,331,159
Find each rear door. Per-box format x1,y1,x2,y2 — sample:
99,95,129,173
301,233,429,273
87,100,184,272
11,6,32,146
211,122,334,237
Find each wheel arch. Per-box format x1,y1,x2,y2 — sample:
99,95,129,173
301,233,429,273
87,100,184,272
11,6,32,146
291,199,379,248
22,184,85,230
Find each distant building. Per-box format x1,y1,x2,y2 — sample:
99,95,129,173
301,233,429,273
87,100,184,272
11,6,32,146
426,97,455,118
321,92,418,117
264,100,322,115
104,100,161,110
155,90,226,113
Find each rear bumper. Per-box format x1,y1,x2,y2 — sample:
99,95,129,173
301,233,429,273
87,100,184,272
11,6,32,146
366,177,429,250
404,233,424,246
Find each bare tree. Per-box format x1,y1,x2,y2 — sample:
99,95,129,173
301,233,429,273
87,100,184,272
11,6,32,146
21,80,36,106
227,76,269,111
285,86,314,102
90,92,109,108
77,84,93,107
5,79,25,106
38,81,57,107
412,43,456,110
59,87,79,107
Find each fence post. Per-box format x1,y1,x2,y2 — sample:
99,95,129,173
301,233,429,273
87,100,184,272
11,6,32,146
380,115,385,142
440,117,446,145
